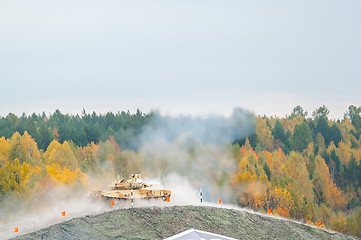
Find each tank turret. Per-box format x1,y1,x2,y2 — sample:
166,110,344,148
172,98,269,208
110,174,152,190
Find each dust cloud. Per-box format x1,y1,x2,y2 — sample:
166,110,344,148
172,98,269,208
1,107,255,238
0,187,107,239
138,107,255,203
0,175,200,239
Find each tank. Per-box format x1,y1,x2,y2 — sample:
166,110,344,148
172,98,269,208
90,173,171,201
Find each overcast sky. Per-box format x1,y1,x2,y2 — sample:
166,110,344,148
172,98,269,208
0,0,360,119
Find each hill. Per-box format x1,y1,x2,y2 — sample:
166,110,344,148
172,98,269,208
11,205,356,240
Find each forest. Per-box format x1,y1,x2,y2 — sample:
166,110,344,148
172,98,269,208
0,105,361,237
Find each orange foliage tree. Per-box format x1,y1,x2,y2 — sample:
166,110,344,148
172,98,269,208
252,185,294,218
313,156,346,209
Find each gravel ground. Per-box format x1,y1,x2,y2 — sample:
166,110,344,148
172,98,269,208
11,206,357,240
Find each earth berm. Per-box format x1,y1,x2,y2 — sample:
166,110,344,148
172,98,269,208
11,206,357,240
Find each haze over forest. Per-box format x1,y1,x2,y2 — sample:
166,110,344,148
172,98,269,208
0,105,361,237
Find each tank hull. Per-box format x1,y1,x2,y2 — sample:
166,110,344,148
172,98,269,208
90,189,171,201
103,189,171,199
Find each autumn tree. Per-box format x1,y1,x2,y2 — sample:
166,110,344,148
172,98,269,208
8,132,26,163
76,142,98,171
285,152,314,205
269,148,287,179
252,185,294,218
44,140,78,170
312,156,346,209
46,163,83,186
0,136,9,162
230,148,268,206
256,118,274,151
20,131,41,164
0,158,32,195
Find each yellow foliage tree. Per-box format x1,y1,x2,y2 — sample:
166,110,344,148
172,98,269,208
8,132,26,163
331,213,348,233
338,118,355,142
256,118,274,151
230,148,269,206
0,136,9,162
0,158,32,194
285,117,303,134
237,156,257,182
327,141,336,155
46,163,83,185
285,152,314,204
336,140,352,164
44,140,78,169
264,150,273,167
20,131,41,163
270,149,287,178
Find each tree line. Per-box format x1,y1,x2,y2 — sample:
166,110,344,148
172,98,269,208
0,109,153,150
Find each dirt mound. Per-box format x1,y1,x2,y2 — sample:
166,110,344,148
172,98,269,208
11,206,356,240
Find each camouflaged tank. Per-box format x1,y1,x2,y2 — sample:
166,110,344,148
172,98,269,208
90,173,171,201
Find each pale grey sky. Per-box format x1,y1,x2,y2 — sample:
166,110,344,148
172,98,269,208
0,0,360,119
